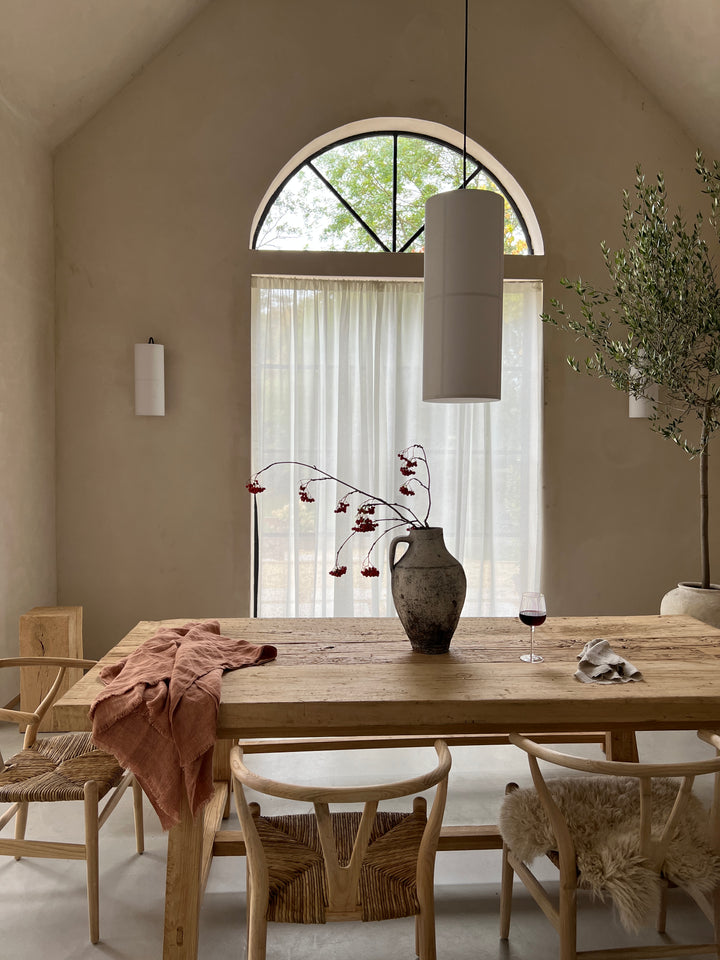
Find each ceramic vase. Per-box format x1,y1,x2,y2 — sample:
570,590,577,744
389,526,466,654
660,581,720,629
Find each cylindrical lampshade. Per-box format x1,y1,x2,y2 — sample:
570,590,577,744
134,341,165,416
628,385,659,418
628,361,659,418
423,189,504,402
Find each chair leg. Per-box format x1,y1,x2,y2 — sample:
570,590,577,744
657,877,668,934
499,842,513,939
415,903,437,960
84,781,100,944
500,782,519,940
131,777,145,854
558,871,577,960
13,801,29,859
246,881,268,960
245,863,252,958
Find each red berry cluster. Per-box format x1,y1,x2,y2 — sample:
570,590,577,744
398,451,418,477
352,501,379,533
353,516,378,533
299,483,315,503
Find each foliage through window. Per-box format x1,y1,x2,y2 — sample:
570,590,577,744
253,133,531,254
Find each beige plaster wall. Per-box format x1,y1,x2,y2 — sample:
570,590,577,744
0,101,55,699
54,0,717,656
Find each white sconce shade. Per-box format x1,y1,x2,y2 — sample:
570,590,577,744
423,189,505,402
628,385,659,418
134,340,165,416
628,360,659,418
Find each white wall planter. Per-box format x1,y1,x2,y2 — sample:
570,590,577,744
660,581,720,629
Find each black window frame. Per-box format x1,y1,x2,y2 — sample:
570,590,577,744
252,131,534,255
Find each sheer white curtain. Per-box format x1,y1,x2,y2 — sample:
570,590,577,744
251,275,542,617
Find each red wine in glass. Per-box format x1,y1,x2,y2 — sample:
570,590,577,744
519,611,546,628
519,592,546,662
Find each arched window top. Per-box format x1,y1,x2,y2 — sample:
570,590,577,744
251,118,543,256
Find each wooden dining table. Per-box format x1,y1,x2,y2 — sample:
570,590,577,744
53,613,720,960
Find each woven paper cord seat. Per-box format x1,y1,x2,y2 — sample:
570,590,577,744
231,740,451,960
256,808,425,924
0,732,125,802
0,657,144,945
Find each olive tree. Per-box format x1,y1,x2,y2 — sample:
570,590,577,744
542,152,720,588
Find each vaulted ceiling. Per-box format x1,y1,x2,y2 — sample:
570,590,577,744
0,0,717,156
564,0,720,159
0,0,212,146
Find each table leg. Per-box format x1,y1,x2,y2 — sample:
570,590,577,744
605,730,639,762
213,739,233,818
163,790,203,960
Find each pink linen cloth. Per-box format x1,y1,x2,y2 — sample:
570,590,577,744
89,619,277,829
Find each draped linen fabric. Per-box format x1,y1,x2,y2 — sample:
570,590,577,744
251,275,542,618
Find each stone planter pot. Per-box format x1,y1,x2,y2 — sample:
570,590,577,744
660,581,720,629
389,526,466,654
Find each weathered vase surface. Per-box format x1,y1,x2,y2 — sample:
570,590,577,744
660,581,720,629
389,526,466,654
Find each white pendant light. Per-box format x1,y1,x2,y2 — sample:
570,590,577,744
422,0,505,403
423,189,504,401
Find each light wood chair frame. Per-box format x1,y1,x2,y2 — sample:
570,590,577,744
0,656,144,944
500,729,720,960
230,739,452,960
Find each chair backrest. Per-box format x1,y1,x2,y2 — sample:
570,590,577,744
230,739,451,921
508,730,720,872
0,656,97,756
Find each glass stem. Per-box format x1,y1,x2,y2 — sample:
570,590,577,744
530,625,534,660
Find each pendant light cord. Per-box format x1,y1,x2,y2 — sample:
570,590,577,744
462,0,468,188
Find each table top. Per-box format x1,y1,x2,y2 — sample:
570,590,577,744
53,614,720,739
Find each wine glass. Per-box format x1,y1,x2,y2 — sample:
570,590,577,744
519,592,546,663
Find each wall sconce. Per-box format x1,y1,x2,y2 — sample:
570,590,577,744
134,338,165,416
422,0,505,403
628,385,659,418
628,359,659,418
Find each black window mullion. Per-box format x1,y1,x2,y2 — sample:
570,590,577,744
462,163,482,189
464,163,533,254
501,185,533,255
253,130,535,256
307,161,390,252
399,224,425,253
392,134,398,253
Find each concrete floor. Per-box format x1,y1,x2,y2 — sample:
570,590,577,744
0,729,714,959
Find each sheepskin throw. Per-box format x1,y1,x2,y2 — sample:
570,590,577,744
499,776,720,932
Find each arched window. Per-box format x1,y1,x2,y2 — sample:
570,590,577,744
253,131,532,254
250,120,544,619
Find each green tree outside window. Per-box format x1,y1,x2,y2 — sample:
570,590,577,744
254,133,529,255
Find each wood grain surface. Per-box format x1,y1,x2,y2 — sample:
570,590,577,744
53,615,720,739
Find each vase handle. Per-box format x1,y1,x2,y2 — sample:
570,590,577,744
389,535,411,572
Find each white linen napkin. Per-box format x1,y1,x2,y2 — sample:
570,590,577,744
575,637,642,684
